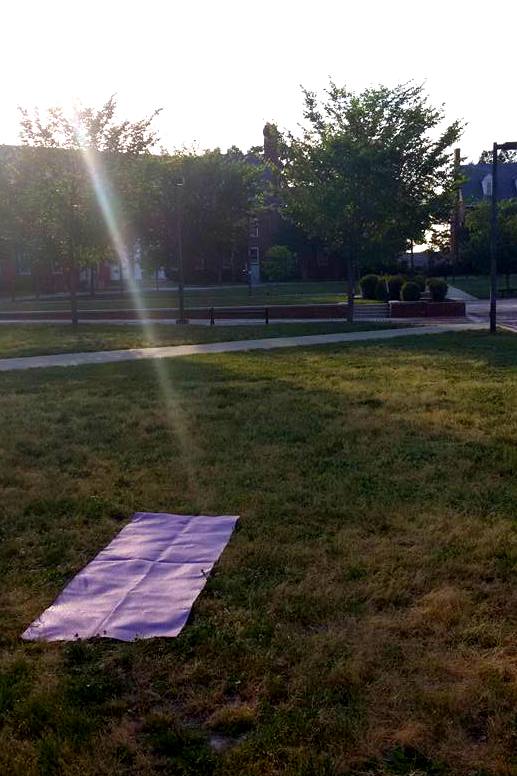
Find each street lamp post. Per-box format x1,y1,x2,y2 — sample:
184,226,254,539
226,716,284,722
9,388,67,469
489,141,517,334
175,176,188,325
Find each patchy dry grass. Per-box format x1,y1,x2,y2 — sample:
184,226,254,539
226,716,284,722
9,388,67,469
0,331,516,775
0,321,396,359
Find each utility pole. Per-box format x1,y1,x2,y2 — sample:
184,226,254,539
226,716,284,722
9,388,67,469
489,143,498,335
489,140,517,333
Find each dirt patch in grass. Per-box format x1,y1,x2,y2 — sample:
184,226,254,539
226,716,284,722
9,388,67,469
0,331,515,775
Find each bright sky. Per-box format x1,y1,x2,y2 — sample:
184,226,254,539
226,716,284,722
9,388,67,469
1,0,515,162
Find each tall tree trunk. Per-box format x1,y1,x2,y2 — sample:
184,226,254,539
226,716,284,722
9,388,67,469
70,264,79,330
346,255,355,323
90,265,96,297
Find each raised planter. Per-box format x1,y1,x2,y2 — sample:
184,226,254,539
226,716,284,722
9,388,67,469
425,301,466,317
389,301,427,318
389,301,465,318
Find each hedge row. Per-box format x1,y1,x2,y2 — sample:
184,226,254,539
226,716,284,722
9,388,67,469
359,274,448,302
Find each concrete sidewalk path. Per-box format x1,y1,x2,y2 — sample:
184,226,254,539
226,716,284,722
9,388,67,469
448,286,478,301
0,323,485,373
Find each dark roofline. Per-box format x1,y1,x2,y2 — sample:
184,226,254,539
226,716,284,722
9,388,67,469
459,162,517,202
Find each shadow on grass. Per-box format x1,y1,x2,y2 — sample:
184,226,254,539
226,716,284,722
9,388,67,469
0,329,515,775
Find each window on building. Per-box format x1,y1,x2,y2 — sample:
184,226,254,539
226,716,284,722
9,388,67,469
481,174,493,197
249,220,259,238
248,247,259,264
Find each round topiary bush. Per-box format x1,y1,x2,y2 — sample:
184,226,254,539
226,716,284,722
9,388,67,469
400,281,421,301
375,278,389,301
359,274,379,300
413,275,426,292
427,278,448,302
386,274,405,300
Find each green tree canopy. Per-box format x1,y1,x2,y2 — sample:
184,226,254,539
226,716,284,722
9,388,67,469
280,81,462,318
18,96,161,154
2,97,161,323
262,245,298,281
462,199,517,287
479,148,517,164
135,149,264,284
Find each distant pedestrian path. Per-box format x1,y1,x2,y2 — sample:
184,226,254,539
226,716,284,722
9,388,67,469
0,323,484,372
447,286,478,301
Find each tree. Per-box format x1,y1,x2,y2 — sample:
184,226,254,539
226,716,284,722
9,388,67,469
479,148,517,164
0,147,35,300
12,97,161,325
135,149,264,285
461,199,517,289
19,96,160,154
281,82,462,319
182,149,264,282
262,245,298,281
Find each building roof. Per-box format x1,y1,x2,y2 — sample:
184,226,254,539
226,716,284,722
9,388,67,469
460,162,517,202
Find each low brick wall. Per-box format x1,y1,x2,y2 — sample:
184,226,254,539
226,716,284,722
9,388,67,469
425,301,466,317
389,302,427,318
0,303,350,322
389,301,465,318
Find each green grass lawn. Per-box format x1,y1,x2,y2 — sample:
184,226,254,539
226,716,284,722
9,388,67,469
0,322,399,359
0,281,374,312
1,332,516,775
447,274,517,299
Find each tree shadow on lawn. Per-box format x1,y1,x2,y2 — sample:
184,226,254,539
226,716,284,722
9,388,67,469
0,331,516,775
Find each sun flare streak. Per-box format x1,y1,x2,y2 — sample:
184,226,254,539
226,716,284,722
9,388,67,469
79,147,201,504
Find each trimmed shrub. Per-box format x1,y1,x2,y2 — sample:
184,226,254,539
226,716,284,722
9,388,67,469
414,275,426,292
359,274,379,300
400,281,421,301
427,278,448,302
386,274,405,300
261,245,298,281
375,278,389,301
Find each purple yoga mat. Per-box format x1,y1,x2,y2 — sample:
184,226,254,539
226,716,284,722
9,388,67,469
22,512,239,642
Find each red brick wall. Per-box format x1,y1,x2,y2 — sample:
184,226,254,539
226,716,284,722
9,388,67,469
389,301,465,318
